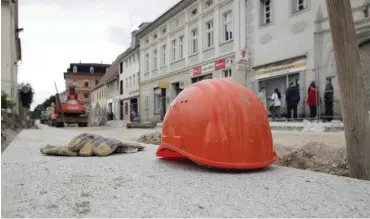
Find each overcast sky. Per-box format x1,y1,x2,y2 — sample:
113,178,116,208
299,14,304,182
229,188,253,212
18,0,179,109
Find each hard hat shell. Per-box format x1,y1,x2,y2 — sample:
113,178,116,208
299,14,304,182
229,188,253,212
156,78,277,169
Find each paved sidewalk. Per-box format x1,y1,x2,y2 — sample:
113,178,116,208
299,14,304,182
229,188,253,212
2,128,370,218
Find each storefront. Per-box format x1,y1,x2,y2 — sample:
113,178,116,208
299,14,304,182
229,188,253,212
253,57,307,117
121,89,140,122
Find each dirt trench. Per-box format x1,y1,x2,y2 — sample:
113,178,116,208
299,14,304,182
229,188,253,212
137,131,349,176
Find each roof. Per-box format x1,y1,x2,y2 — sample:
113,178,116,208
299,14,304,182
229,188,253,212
136,0,196,39
92,63,119,91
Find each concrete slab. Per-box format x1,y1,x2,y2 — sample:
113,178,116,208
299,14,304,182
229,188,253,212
2,129,370,218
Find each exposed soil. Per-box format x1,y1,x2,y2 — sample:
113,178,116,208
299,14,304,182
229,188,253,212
137,131,349,177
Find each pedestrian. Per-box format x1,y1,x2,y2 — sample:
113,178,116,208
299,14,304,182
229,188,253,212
258,86,267,111
270,88,281,120
285,82,300,120
306,81,319,119
324,77,334,122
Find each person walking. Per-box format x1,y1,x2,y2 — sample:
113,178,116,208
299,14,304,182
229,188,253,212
258,86,267,111
270,88,282,120
285,82,300,120
307,81,319,119
324,77,334,122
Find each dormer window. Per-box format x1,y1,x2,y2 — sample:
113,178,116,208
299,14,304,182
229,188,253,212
191,8,197,15
89,66,94,73
205,0,213,7
73,65,77,73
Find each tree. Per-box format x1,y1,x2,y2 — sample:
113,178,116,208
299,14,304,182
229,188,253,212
326,0,370,180
18,83,34,109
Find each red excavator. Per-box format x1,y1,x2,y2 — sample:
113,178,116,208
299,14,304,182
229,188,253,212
48,84,88,127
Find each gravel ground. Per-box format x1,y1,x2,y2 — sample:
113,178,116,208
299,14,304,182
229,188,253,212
2,127,370,218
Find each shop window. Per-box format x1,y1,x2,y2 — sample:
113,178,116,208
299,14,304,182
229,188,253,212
154,88,162,114
223,69,232,78
125,102,128,115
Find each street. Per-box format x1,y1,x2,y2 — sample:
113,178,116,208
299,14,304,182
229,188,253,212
2,125,369,218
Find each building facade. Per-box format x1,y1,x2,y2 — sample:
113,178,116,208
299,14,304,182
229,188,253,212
117,30,141,122
90,62,119,122
246,0,370,118
137,0,248,122
1,0,22,111
63,63,110,107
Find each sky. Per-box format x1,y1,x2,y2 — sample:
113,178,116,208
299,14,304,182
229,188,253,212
18,0,180,109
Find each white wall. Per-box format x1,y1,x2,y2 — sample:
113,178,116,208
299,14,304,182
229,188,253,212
118,50,140,100
138,0,247,122
139,0,247,84
1,1,18,101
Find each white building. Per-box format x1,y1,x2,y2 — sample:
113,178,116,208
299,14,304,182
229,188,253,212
1,0,22,110
246,0,370,117
117,30,141,122
136,0,248,122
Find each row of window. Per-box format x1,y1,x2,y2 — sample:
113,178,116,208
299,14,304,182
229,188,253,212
119,73,140,95
260,0,308,25
143,10,233,73
119,54,137,74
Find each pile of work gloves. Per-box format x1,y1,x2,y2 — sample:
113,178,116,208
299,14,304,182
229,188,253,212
40,133,145,157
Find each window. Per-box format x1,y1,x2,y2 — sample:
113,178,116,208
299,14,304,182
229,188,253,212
84,93,89,103
129,57,131,65
133,55,135,63
191,28,198,54
84,80,89,87
125,60,128,67
129,76,132,88
89,66,94,73
137,73,140,85
223,11,233,41
260,0,271,25
205,20,214,48
223,69,232,78
125,78,128,89
153,49,158,69
145,53,149,72
292,0,307,13
179,35,184,59
205,0,213,7
95,80,99,85
154,88,162,114
153,34,157,39
171,39,177,62
119,62,123,74
162,27,167,34
72,65,77,73
133,75,136,87
161,44,167,66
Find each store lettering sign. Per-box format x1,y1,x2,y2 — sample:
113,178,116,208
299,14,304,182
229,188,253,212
215,59,226,70
129,89,139,95
159,80,169,88
202,63,215,73
255,61,306,80
192,66,201,76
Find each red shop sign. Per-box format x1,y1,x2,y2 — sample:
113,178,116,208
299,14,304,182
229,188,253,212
215,59,226,70
192,66,201,76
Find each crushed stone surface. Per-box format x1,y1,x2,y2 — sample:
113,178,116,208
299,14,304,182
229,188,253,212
2,127,370,218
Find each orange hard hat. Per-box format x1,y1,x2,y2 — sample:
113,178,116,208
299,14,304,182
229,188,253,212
156,78,277,169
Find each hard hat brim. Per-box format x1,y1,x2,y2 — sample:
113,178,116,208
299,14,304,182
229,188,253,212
156,143,278,170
